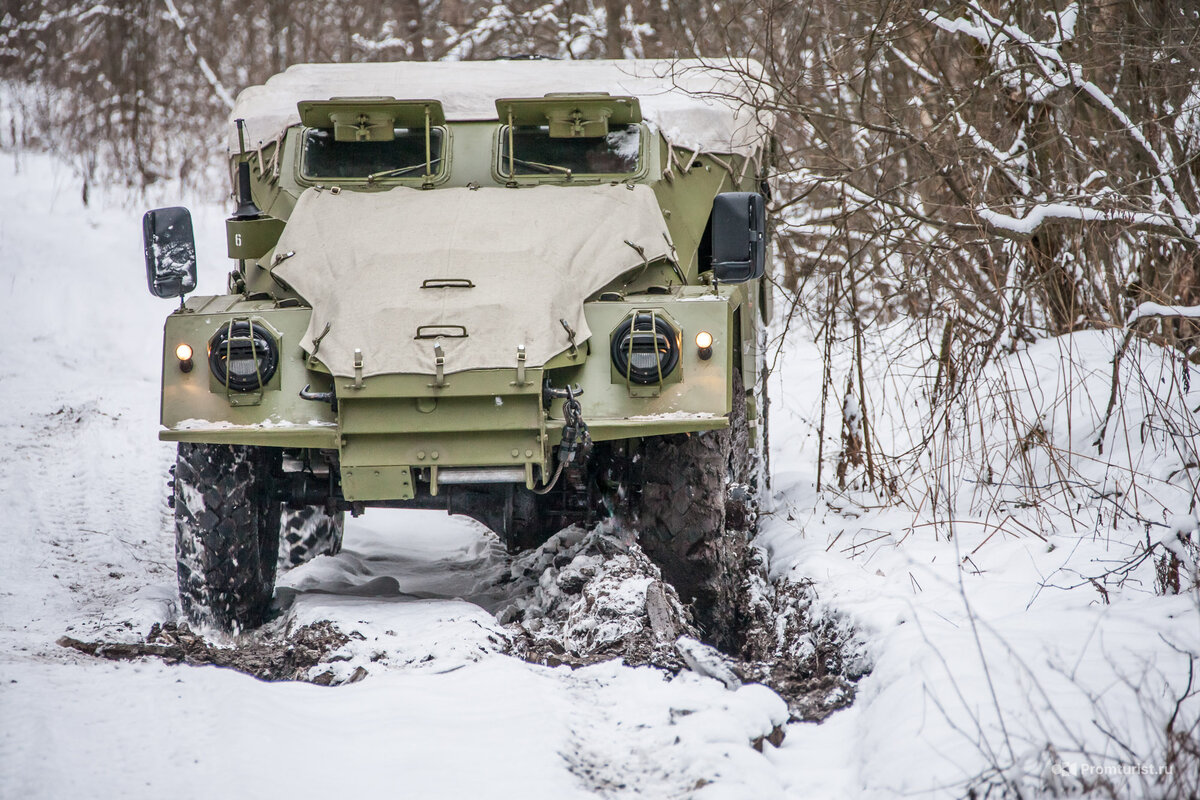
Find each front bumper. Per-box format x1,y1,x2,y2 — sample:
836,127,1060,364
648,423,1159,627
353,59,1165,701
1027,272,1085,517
160,286,742,502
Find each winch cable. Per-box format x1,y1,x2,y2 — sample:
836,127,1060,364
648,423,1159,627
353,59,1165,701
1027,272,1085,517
531,460,565,496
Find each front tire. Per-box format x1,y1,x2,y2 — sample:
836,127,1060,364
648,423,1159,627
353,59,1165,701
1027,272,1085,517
278,505,345,570
174,443,281,631
634,371,758,651
499,488,558,553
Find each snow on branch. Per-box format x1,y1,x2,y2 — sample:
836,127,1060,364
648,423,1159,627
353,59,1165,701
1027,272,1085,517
922,1,1196,238
161,0,234,110
351,28,412,57
888,44,941,86
1126,302,1200,327
438,3,513,61
0,4,119,44
951,111,1030,196
975,203,1189,240
777,167,950,240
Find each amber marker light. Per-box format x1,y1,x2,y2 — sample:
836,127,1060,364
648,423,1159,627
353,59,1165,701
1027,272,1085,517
695,331,713,360
175,343,194,373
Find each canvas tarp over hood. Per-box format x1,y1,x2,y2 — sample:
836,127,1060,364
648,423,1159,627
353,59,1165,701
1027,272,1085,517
273,183,674,379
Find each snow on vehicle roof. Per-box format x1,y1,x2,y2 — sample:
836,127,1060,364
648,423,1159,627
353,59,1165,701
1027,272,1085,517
229,58,774,157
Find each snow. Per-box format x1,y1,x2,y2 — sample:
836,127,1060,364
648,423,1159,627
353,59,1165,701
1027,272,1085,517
1127,301,1200,325
3,145,1197,799
621,410,720,422
228,59,773,158
976,203,1183,237
172,417,338,430
762,322,1200,796
0,150,787,798
4,658,586,798
925,2,1196,236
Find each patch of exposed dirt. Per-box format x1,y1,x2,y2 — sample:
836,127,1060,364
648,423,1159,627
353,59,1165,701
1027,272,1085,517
496,525,870,722
58,621,365,685
732,549,870,721
496,524,699,671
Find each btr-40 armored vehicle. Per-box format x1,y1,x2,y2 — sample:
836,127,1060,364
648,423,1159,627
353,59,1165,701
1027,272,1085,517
143,59,774,635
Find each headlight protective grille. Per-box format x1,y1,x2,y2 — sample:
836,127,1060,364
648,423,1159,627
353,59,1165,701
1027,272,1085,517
611,311,681,385
208,320,279,392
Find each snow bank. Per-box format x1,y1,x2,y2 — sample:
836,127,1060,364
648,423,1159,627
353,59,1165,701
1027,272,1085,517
762,318,1200,797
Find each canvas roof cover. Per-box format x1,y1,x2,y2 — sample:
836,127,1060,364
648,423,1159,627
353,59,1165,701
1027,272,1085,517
273,183,674,378
230,59,773,158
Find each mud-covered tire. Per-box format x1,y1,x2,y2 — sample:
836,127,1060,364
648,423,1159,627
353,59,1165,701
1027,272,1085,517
278,505,345,570
500,489,557,553
635,371,757,651
174,442,281,631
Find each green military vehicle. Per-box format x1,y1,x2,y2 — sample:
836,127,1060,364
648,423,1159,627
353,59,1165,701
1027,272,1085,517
142,59,774,636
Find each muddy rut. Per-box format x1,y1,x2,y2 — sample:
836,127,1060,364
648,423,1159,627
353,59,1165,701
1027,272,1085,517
60,521,868,723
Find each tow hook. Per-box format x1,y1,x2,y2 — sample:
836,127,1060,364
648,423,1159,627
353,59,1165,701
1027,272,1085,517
557,385,592,467
536,381,592,493
299,384,337,411
544,381,592,465
542,379,581,405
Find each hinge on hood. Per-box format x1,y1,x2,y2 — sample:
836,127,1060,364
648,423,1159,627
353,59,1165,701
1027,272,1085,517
310,322,332,356
560,319,578,357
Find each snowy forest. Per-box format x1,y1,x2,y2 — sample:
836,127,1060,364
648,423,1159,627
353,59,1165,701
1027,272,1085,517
2,1,1199,798
6,0,1200,332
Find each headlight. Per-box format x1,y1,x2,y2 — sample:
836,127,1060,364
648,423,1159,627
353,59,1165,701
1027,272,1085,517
208,321,279,391
174,343,194,372
611,312,681,384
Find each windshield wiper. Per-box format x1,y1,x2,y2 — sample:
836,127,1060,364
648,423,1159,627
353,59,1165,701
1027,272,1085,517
366,158,441,184
508,157,572,177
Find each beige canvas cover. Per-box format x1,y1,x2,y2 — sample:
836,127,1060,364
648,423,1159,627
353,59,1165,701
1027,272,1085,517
273,183,673,378
230,59,772,158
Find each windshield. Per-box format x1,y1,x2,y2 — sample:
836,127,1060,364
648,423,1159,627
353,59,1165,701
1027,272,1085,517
500,124,641,177
301,127,443,180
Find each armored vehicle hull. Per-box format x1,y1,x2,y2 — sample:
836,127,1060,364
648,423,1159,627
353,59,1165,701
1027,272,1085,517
144,59,774,633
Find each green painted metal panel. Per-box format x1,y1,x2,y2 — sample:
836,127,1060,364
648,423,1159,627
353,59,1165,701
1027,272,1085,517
298,98,447,135
341,465,415,501
340,430,548,472
159,426,338,448
339,394,541,435
226,216,286,259
159,302,337,445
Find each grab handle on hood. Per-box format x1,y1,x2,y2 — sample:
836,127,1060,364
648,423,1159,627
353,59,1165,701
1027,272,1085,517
415,325,468,340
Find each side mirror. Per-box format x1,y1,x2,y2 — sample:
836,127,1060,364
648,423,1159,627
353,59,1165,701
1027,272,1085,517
710,192,766,283
142,206,197,300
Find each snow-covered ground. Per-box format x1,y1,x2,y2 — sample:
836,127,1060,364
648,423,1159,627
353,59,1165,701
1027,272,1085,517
1,148,1197,799
764,325,1200,795
0,152,787,799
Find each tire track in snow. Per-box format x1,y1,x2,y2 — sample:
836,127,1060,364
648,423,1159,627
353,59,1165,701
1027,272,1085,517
0,395,176,656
